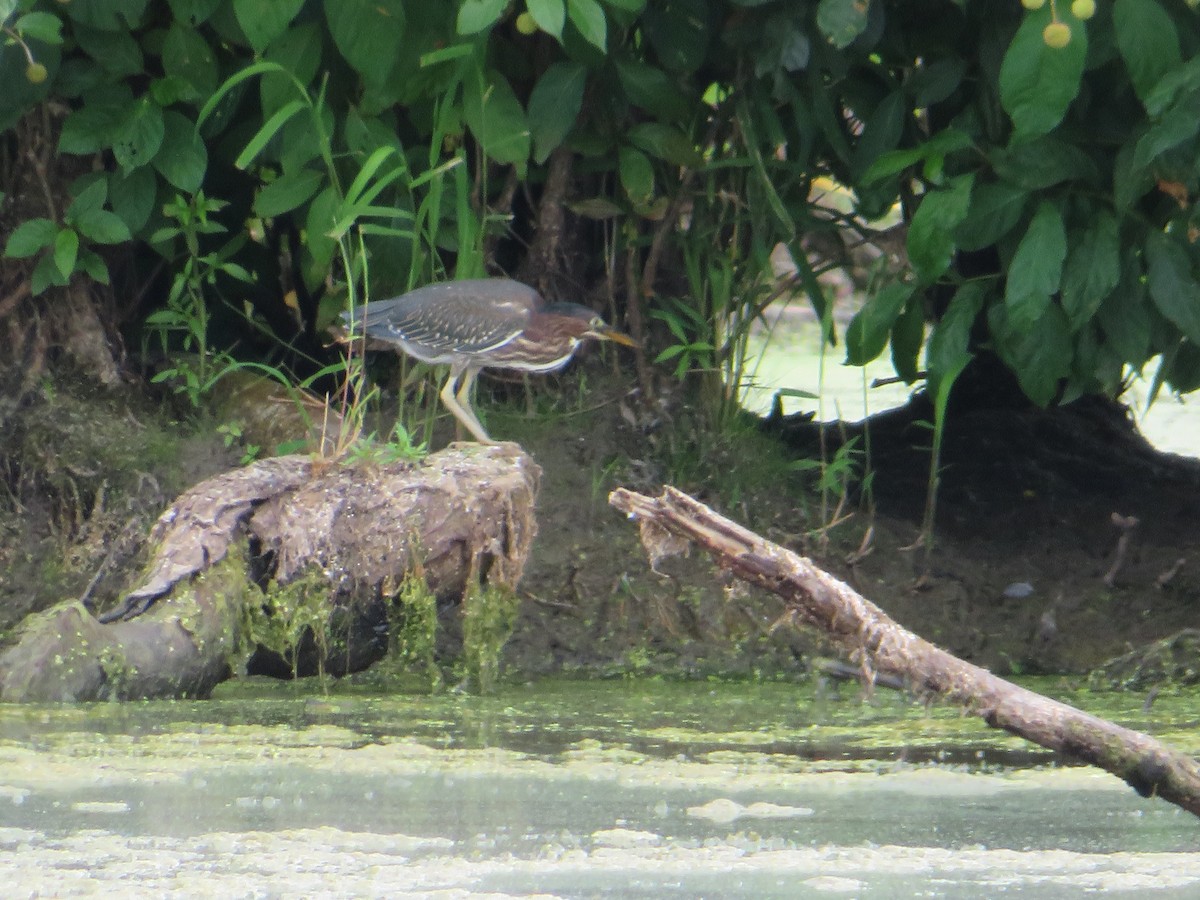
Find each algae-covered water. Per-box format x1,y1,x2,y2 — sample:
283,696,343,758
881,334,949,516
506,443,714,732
0,677,1196,898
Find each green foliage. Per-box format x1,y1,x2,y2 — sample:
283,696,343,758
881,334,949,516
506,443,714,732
5,178,130,292
3,0,1200,428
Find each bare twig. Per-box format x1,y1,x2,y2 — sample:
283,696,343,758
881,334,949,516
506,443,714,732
1103,513,1140,588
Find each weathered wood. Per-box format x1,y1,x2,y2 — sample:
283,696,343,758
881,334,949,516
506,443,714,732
0,444,540,701
610,485,1200,818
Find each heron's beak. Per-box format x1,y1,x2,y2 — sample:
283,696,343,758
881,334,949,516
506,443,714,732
592,326,639,348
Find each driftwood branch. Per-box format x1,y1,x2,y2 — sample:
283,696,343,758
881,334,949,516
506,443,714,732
610,485,1200,818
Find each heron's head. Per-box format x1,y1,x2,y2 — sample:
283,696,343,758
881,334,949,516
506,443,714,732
543,303,638,347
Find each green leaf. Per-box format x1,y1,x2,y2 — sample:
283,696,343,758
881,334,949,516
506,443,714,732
567,0,606,52
1060,213,1120,330
954,181,1027,252
989,136,1094,190
305,185,340,273
1146,231,1200,344
600,0,645,10
528,0,565,39
906,174,973,284
167,0,222,26
643,0,709,72
1004,201,1066,331
851,91,906,179
74,24,142,76
15,12,64,45
845,282,913,366
1098,252,1152,365
1144,58,1200,118
618,146,654,205
861,128,973,185
325,0,406,85
816,0,868,50
58,94,131,154
234,0,305,53
235,99,306,169
75,209,132,244
905,59,966,108
31,254,67,295
528,61,586,164
153,111,207,192
999,5,1087,141
1114,0,1181,107
54,228,79,279
64,0,148,30
79,249,111,284
255,169,325,218
891,298,925,384
67,178,108,220
990,302,1072,407
627,122,701,167
4,218,58,258
1132,92,1200,172
614,58,691,123
163,22,218,100
113,99,165,173
260,25,321,115
109,166,158,234
457,0,506,35
568,197,624,219
462,68,531,170
926,282,986,399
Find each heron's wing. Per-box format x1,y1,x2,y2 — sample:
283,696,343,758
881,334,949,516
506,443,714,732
343,279,541,360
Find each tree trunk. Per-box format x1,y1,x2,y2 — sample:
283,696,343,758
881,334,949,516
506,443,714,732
0,444,540,701
609,485,1200,819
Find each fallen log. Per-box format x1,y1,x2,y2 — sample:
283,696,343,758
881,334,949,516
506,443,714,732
0,444,539,701
610,485,1200,819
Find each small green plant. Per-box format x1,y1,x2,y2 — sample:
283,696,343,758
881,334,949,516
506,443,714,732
216,422,260,465
792,434,865,536
345,421,428,466
4,178,131,294
143,191,251,406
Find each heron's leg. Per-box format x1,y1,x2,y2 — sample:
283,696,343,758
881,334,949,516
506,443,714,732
440,364,494,443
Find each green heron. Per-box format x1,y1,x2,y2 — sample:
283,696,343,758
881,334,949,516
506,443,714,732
341,278,636,443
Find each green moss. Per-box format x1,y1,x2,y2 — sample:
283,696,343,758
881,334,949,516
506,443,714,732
244,567,336,680
460,583,521,694
389,574,442,691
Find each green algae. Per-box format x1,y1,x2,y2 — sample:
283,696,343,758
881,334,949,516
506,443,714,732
3,675,1198,772
388,573,441,691
460,583,520,693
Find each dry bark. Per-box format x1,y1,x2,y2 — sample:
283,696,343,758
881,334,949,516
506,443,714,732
0,444,540,701
610,485,1200,819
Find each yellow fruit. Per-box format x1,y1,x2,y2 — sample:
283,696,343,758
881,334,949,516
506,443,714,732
515,12,537,35
1021,0,1046,8
1071,0,1096,18
25,62,47,84
1043,21,1072,48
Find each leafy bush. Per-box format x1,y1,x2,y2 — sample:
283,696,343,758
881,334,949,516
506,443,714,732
2,0,1199,414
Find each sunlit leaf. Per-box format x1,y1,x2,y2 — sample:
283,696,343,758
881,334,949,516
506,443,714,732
817,0,868,50
999,5,1087,140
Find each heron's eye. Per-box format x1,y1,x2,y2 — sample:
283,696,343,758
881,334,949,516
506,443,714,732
589,316,604,329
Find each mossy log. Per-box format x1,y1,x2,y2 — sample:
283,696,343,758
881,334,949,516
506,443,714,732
0,444,539,701
610,485,1200,819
